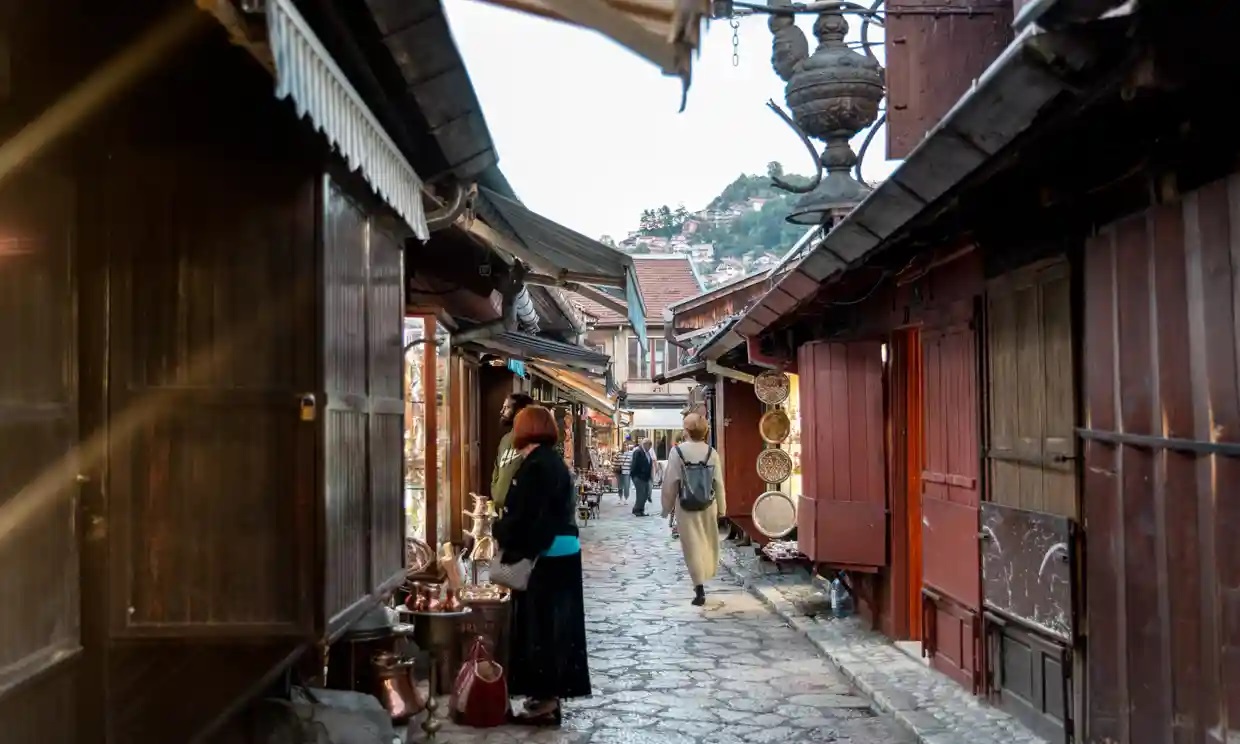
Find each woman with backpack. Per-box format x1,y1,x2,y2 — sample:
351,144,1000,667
660,413,726,606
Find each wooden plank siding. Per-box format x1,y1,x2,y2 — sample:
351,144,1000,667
1083,174,1240,744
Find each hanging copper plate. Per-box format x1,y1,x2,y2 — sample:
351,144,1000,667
759,409,792,444
754,370,791,405
752,491,797,539
755,448,793,484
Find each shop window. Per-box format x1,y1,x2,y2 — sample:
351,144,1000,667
627,337,648,379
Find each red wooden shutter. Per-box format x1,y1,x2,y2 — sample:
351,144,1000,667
796,343,819,559
800,341,888,569
885,0,1013,159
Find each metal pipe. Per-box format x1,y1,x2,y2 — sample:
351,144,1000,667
425,181,469,233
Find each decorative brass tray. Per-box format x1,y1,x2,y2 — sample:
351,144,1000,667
756,448,793,484
754,370,791,405
759,409,792,444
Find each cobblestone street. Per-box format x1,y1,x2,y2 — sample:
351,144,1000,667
411,496,912,744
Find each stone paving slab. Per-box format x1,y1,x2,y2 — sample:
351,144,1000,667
717,541,1048,744
399,496,913,744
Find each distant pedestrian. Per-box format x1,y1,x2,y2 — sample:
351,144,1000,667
630,439,655,517
617,441,634,503
661,413,725,606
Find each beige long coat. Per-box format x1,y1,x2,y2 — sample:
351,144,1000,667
660,441,726,586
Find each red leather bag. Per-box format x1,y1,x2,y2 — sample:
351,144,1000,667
449,637,508,728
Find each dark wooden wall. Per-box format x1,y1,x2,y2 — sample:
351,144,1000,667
1083,173,1240,744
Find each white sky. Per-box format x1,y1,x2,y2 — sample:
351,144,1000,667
443,1,899,240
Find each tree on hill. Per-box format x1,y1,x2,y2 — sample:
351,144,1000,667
620,162,815,266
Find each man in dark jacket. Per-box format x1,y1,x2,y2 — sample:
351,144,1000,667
630,439,655,517
491,393,534,510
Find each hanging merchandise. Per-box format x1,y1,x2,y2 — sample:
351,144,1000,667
752,490,797,539
759,408,792,444
755,448,793,484
754,369,791,405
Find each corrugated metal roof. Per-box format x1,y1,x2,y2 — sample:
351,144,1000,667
476,187,648,347
267,0,429,240
465,331,611,374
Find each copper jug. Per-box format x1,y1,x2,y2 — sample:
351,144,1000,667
371,651,426,723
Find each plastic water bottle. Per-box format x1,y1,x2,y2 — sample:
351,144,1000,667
830,578,853,619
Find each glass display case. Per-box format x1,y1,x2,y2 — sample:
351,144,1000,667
404,317,428,539
434,323,452,547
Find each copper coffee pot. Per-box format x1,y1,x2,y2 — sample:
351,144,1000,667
371,651,426,723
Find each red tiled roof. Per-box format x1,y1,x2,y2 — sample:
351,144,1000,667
633,256,702,322
565,256,702,328
567,291,626,325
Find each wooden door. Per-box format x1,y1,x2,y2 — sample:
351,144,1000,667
322,178,374,633
921,319,983,690
982,258,1077,741
798,341,887,569
105,153,316,640
0,160,80,742
369,223,406,595
718,378,766,524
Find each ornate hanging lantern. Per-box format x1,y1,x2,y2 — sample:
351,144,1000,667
768,4,885,225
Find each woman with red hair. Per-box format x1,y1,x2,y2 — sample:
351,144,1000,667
492,405,591,725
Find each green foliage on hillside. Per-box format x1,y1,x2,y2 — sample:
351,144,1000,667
628,161,814,262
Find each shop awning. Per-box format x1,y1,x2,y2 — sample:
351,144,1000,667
465,331,611,375
467,0,711,105
529,363,618,417
628,408,686,429
266,0,429,240
476,187,648,349
653,361,708,385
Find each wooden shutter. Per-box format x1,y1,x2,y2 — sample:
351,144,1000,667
799,341,887,569
885,0,1013,159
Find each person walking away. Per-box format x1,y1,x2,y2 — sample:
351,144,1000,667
630,439,655,517
491,393,534,511
661,413,725,606
492,406,591,725
617,440,634,504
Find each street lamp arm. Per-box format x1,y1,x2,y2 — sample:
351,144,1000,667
765,99,823,195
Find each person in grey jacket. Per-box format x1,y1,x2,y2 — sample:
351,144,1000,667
630,439,655,517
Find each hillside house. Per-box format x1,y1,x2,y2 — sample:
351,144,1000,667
569,255,704,457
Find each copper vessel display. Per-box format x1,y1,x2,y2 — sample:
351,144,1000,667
371,650,426,724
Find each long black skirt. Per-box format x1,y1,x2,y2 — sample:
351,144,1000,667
506,552,592,700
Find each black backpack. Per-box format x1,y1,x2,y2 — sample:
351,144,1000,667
674,445,716,512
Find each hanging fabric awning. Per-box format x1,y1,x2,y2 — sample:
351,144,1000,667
463,331,611,375
474,187,648,349
266,0,430,240
468,0,712,106
528,363,618,417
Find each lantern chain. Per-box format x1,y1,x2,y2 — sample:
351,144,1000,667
730,17,741,67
